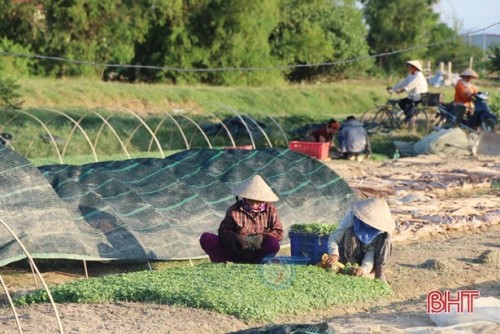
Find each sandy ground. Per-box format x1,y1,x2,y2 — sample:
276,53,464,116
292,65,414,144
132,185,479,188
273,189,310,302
0,154,499,333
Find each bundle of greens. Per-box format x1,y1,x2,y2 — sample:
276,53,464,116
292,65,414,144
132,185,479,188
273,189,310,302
289,223,338,236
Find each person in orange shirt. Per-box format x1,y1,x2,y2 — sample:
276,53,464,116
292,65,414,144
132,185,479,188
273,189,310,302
454,68,479,121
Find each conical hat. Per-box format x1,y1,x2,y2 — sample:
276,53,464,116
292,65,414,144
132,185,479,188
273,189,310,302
460,68,478,78
406,60,423,72
233,175,279,202
352,198,395,233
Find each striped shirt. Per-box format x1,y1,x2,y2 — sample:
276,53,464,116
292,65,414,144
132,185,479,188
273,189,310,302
218,201,283,252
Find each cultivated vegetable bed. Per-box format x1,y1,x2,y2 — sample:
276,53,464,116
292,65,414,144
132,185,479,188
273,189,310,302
16,263,391,321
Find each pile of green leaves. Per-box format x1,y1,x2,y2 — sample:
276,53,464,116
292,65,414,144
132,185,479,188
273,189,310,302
16,263,391,321
290,223,338,236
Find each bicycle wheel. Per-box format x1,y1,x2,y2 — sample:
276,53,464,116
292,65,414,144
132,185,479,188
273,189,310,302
361,108,382,132
371,108,397,132
407,108,430,133
361,108,379,124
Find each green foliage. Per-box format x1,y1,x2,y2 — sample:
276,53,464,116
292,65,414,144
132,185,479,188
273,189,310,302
37,0,148,78
290,223,338,236
271,0,371,81
0,0,373,84
0,38,33,77
195,0,282,85
1,0,497,82
0,78,23,109
487,44,500,73
0,1,44,48
362,0,440,73
15,263,391,321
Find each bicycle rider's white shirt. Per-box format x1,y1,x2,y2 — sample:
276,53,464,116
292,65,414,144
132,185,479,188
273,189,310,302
392,71,428,101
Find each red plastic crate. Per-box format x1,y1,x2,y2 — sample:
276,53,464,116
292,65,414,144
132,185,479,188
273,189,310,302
288,141,330,160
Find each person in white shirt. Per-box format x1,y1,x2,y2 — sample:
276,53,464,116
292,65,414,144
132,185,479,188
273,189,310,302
325,198,395,282
388,60,428,120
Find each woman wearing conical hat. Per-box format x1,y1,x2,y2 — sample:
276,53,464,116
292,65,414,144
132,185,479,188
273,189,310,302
388,60,428,121
453,68,479,122
325,198,395,282
454,68,479,108
199,174,283,264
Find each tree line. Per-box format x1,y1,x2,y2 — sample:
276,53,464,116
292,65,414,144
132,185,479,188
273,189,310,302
0,0,491,86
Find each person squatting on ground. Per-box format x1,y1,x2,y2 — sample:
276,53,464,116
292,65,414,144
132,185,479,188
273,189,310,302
453,68,479,122
337,116,371,161
199,174,283,264
306,118,340,148
388,60,428,120
325,198,395,282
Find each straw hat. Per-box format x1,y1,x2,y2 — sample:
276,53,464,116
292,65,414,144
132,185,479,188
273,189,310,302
460,68,478,78
405,60,423,72
352,198,395,233
233,175,279,202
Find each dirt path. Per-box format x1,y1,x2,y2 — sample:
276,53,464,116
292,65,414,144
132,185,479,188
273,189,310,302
0,155,499,333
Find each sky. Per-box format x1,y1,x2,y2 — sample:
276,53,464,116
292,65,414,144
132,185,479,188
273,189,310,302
435,0,500,35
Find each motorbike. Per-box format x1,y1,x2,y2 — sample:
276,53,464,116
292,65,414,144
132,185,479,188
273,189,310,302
435,92,498,132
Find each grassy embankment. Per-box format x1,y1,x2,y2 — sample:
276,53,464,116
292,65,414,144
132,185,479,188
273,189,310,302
3,77,488,165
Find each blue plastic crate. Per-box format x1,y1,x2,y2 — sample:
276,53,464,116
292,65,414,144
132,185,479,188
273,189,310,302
289,231,330,265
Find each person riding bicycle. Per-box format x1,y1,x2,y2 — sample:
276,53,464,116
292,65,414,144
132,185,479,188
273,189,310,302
453,68,479,123
387,60,428,121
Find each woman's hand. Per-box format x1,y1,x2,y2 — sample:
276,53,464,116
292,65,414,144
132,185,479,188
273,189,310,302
352,267,364,277
325,254,339,266
236,234,250,250
245,234,263,250
236,234,263,250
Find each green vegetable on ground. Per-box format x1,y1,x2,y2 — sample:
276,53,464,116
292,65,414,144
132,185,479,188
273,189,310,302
15,263,391,321
290,223,338,236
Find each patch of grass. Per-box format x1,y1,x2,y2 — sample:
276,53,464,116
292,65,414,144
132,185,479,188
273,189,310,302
369,131,421,158
369,153,390,162
16,263,391,321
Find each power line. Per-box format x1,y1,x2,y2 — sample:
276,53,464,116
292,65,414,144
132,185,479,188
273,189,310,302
1,22,499,73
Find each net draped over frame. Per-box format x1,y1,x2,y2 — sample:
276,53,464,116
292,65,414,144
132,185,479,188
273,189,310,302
0,146,356,266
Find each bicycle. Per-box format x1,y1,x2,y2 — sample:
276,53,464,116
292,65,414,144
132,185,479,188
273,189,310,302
361,93,437,134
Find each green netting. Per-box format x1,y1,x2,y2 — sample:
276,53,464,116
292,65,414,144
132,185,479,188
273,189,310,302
0,146,356,266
